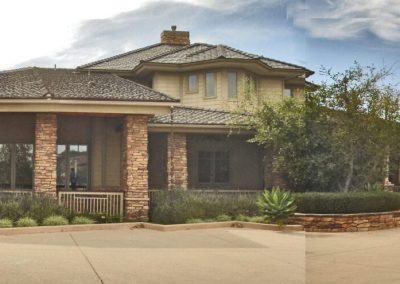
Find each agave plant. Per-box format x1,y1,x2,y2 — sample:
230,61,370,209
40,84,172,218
257,187,297,224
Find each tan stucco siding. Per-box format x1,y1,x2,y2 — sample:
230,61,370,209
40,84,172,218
258,77,284,103
152,70,296,111
0,114,35,143
152,72,182,99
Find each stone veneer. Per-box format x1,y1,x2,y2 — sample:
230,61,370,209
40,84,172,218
121,115,150,221
34,113,57,195
290,211,400,232
167,133,188,190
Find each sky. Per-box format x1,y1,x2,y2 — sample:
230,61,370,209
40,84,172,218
1,0,399,84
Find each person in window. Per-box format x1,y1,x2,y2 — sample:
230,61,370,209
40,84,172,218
70,168,78,190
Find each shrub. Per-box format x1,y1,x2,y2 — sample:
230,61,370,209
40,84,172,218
295,191,400,214
0,218,13,228
215,214,232,222
257,187,297,224
16,217,38,227
247,216,265,223
42,215,69,226
72,216,94,225
150,190,259,224
0,194,68,223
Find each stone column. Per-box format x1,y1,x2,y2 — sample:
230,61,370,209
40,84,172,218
121,115,150,221
34,113,57,196
167,133,188,190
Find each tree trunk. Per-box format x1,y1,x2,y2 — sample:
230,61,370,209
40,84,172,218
343,148,354,193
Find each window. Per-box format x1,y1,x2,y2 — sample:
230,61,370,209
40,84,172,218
227,72,237,98
205,72,216,97
198,151,229,184
57,144,88,190
0,143,33,190
187,74,198,93
284,88,293,98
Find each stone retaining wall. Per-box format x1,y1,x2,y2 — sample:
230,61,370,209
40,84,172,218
290,211,400,232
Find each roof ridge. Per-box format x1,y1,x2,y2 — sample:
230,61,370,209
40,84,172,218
221,45,260,59
140,44,191,63
78,43,169,69
182,44,216,58
146,43,214,62
31,67,52,98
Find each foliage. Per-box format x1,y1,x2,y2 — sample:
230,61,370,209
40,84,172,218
241,62,400,192
0,218,13,228
257,187,297,224
71,216,95,225
215,214,232,222
0,194,68,223
363,183,384,192
16,217,38,227
42,215,69,226
295,191,400,214
150,190,259,224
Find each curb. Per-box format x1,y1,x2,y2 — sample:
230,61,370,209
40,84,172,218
0,221,303,236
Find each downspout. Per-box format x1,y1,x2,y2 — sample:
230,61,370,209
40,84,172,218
169,106,175,190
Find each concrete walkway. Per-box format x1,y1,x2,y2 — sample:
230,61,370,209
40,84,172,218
0,228,306,284
1,227,399,283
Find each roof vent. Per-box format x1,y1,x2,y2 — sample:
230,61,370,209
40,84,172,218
160,25,190,45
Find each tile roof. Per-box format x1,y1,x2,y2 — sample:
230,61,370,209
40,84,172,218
80,43,312,73
150,106,245,125
78,43,183,71
0,67,179,102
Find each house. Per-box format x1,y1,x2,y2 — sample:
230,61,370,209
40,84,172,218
0,26,314,220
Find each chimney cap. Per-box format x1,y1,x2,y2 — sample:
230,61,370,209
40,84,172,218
171,25,177,31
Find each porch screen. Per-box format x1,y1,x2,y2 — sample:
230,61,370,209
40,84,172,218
57,144,88,190
198,151,229,184
0,144,33,190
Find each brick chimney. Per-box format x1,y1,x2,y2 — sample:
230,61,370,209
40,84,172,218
160,25,190,45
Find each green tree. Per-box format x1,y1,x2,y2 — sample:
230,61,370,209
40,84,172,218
242,62,400,192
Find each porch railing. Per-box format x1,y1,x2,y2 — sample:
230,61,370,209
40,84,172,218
58,191,124,216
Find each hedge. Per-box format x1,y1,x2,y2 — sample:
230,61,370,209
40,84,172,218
150,190,259,224
295,191,400,214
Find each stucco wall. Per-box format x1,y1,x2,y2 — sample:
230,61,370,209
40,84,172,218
152,70,296,111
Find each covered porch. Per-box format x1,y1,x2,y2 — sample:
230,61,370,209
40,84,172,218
0,112,150,220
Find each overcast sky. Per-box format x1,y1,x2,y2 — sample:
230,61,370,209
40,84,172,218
1,0,399,83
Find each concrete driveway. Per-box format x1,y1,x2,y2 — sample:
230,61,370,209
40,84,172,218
306,228,400,284
1,227,399,284
0,228,306,284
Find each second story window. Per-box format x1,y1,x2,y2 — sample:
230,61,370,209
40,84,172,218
205,72,216,97
228,71,237,98
187,74,198,93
